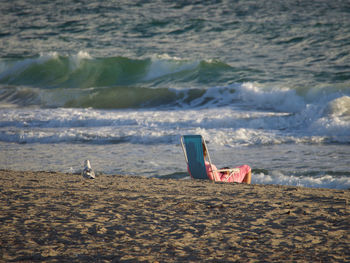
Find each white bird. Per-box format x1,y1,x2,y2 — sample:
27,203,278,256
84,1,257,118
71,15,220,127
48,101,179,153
82,160,95,179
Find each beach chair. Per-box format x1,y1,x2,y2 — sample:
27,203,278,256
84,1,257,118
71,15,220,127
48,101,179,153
180,135,239,182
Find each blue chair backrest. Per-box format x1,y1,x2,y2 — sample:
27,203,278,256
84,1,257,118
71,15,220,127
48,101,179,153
182,135,208,180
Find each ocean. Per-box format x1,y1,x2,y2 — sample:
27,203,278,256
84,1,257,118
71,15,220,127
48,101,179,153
1,0,349,189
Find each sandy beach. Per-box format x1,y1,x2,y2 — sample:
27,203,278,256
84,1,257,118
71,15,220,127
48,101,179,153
0,170,349,262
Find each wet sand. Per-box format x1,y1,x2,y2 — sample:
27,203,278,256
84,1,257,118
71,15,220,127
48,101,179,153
0,170,349,262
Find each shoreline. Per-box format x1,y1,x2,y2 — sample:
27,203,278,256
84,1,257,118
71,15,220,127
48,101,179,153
0,170,349,262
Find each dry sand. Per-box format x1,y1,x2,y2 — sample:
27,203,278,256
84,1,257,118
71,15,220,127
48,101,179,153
0,170,349,262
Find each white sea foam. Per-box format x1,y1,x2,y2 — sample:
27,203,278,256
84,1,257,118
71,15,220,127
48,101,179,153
69,51,92,70
144,56,199,81
324,96,350,118
253,172,350,189
0,105,349,189
38,52,59,62
0,91,349,145
234,82,306,113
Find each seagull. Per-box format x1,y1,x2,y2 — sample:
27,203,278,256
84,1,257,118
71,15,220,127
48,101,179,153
82,160,95,179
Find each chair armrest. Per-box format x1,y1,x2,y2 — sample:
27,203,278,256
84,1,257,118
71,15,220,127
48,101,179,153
213,168,241,182
214,168,240,174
